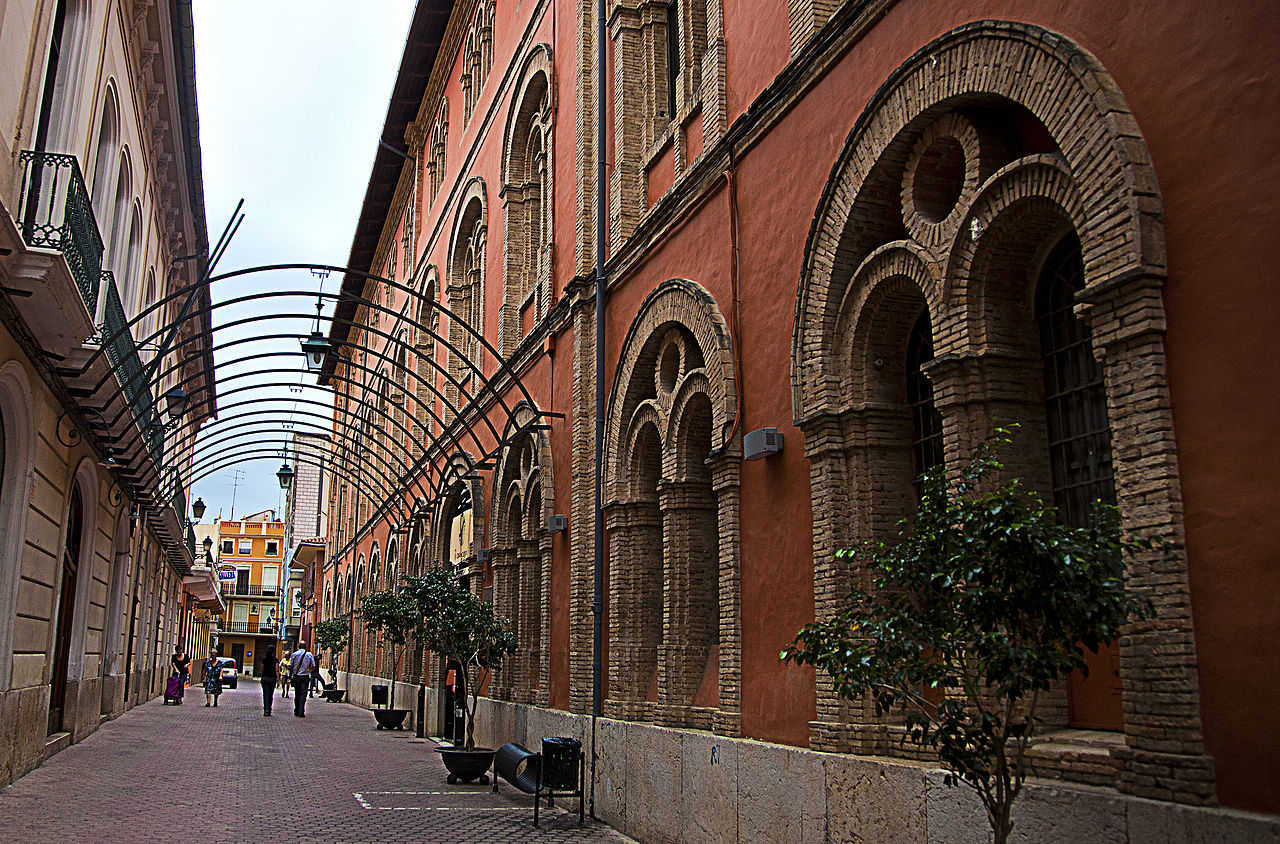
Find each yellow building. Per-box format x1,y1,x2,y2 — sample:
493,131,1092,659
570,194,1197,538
213,512,286,678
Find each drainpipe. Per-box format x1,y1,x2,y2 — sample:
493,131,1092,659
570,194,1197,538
590,0,608,819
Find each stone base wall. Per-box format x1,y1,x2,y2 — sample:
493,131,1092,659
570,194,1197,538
455,697,1277,844
336,671,436,735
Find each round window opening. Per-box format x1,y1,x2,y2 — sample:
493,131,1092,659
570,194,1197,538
911,136,966,223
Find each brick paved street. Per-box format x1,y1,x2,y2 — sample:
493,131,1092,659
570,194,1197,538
0,681,631,843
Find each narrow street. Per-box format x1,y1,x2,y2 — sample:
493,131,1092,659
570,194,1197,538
0,682,629,843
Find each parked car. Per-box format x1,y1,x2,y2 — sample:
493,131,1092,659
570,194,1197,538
219,658,238,689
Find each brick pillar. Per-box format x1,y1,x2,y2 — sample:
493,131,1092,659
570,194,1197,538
569,300,597,714
801,413,859,752
1079,275,1217,805
608,1,646,251
657,478,717,729
605,500,661,721
710,455,742,736
536,531,553,706
490,548,519,700
516,539,542,703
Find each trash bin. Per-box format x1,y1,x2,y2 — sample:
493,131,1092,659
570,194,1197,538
540,737,581,790
371,684,389,707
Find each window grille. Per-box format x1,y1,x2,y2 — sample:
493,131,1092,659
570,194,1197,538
906,309,944,494
1036,234,1116,527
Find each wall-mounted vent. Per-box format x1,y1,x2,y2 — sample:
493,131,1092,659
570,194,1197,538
546,514,568,533
744,427,784,461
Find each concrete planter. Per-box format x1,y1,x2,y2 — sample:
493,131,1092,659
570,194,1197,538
373,708,409,730
436,747,495,785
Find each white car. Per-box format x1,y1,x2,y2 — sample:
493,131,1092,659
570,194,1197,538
219,658,238,689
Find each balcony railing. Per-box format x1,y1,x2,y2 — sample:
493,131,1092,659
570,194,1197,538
221,584,280,598
16,150,105,315
99,271,164,467
217,622,280,635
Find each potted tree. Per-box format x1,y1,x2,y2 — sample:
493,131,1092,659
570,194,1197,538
313,617,351,702
403,567,516,785
358,587,419,730
781,430,1155,844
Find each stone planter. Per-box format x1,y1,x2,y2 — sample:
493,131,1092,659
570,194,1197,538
374,708,410,730
436,747,495,785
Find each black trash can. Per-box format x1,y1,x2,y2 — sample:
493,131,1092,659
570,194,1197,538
540,737,581,790
371,684,389,707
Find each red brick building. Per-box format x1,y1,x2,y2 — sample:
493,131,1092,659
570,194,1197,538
318,0,1279,836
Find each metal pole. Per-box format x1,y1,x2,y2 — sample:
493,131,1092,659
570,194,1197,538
591,0,608,819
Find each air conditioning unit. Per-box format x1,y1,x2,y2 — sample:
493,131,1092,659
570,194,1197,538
743,427,784,461
546,514,568,533
477,548,493,563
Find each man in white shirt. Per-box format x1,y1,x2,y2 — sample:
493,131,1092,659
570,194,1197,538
289,640,317,717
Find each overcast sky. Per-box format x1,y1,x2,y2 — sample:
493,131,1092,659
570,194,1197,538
190,1,414,525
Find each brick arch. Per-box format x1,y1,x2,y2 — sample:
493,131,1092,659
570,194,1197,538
430,452,485,594
831,241,942,410
793,20,1164,423
604,279,735,505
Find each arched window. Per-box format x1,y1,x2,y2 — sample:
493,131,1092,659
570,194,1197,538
906,310,943,495
89,89,120,226
49,483,84,733
39,0,92,153
447,187,487,391
120,204,143,313
501,55,554,354
1036,234,1115,527
140,268,158,345
427,100,448,204
104,151,132,274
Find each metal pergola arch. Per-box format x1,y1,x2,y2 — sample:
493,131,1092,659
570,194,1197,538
77,258,558,559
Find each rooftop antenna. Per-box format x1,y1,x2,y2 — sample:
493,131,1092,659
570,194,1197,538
228,468,246,518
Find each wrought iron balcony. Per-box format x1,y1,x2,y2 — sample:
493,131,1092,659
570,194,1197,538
217,621,281,635
99,270,164,467
16,150,105,316
220,583,281,598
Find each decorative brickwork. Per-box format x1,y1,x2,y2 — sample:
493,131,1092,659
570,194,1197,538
427,99,448,206
568,299,598,714
791,21,1215,803
489,405,555,704
602,279,741,735
412,267,440,455
500,46,555,357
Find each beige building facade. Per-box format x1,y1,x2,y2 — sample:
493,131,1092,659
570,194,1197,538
0,0,214,785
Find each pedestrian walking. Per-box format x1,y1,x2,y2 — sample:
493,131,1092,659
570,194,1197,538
280,653,290,698
170,647,191,703
260,645,277,716
289,639,317,717
311,652,325,697
201,650,222,707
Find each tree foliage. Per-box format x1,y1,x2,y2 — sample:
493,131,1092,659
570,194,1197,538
358,587,421,708
313,616,351,679
402,566,516,750
780,429,1155,844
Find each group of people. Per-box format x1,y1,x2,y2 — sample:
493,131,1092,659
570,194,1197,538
168,641,328,717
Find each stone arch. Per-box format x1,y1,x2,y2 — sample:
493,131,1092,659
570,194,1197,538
0,361,36,690
790,21,1214,801
603,278,741,734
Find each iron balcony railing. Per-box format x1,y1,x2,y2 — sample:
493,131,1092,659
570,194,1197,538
220,584,281,598
99,270,164,467
217,622,281,635
16,150,105,316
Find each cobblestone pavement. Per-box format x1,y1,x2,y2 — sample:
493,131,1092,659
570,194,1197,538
0,680,631,843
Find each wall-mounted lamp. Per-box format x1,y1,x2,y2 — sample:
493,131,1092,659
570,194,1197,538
192,497,206,520
162,386,189,421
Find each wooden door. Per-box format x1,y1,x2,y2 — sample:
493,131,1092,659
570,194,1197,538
1069,639,1123,730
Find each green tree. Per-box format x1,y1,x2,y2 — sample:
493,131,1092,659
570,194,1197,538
357,587,421,709
781,430,1154,844
313,617,351,686
403,566,516,750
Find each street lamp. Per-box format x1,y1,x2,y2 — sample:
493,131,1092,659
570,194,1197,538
300,332,330,371
276,462,295,490
192,496,206,520
162,386,189,421
202,535,213,562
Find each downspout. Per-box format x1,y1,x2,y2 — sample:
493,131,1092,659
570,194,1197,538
591,0,608,820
